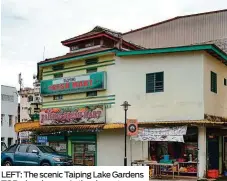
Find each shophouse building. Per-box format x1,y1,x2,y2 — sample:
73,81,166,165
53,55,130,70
1,85,18,146
14,25,227,179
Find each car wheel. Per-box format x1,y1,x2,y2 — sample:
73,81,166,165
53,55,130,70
41,162,50,166
4,160,12,166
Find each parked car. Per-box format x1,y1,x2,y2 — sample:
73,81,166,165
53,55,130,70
1,144,73,166
1,141,7,152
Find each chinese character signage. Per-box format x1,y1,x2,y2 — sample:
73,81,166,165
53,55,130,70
40,105,105,125
40,71,107,96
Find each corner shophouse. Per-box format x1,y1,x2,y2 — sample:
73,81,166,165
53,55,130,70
15,27,227,178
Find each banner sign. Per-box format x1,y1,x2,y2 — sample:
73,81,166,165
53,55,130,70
132,135,185,142
40,105,105,125
40,71,107,96
131,126,187,142
139,126,187,136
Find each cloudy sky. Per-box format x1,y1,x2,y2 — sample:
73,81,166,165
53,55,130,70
1,0,226,89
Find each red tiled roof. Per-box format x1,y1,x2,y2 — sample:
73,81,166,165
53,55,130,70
124,9,227,35
61,31,102,43
61,26,122,44
39,47,114,64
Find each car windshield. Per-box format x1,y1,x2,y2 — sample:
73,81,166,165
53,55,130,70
37,146,57,153
1,142,7,152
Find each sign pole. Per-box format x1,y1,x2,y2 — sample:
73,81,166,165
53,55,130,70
124,109,127,166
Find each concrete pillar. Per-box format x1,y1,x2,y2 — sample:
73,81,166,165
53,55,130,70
198,126,207,179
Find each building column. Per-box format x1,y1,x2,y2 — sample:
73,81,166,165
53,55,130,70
198,126,207,179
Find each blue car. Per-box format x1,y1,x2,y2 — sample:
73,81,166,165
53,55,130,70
1,144,73,166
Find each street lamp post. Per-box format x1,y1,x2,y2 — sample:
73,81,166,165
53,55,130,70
121,101,131,166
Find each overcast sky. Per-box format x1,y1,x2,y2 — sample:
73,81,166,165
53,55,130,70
1,0,227,90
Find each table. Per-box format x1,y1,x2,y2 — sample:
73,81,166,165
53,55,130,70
131,161,179,179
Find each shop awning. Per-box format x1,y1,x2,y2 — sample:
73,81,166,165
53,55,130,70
15,121,105,133
15,114,227,133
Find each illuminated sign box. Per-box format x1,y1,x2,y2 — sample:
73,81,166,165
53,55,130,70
40,71,107,96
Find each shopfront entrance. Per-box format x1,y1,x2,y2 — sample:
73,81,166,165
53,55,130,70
208,136,219,170
73,141,96,166
224,137,227,172
68,134,97,166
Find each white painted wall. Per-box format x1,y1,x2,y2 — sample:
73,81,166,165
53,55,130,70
1,85,18,146
106,52,205,123
97,129,148,166
203,52,227,117
20,96,31,122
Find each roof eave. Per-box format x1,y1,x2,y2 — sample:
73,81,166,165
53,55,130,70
38,48,117,67
116,44,227,65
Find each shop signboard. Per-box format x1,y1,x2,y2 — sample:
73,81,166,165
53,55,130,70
131,126,187,142
19,131,29,139
40,71,107,96
37,136,48,143
39,105,105,125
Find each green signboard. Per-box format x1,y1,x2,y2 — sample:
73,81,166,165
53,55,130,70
41,71,107,96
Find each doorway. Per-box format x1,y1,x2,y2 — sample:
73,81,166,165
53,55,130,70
208,136,219,169
72,141,96,166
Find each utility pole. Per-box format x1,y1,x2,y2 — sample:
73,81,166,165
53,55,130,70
18,73,23,144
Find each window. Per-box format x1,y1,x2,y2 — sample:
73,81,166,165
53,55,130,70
1,141,7,152
8,138,13,147
1,137,5,141
28,145,38,153
8,115,13,126
18,145,28,152
86,91,97,97
146,72,164,93
1,94,14,102
53,95,63,100
224,78,227,86
5,144,17,153
52,64,64,71
85,58,98,65
86,68,97,74
211,71,217,93
54,73,63,78
28,96,33,102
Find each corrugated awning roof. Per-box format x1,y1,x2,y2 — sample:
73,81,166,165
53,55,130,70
15,118,227,133
15,121,104,133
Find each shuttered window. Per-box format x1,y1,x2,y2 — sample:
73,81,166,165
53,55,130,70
146,72,164,93
54,73,63,78
85,58,98,65
211,71,217,93
52,64,64,71
86,68,97,74
86,91,97,97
